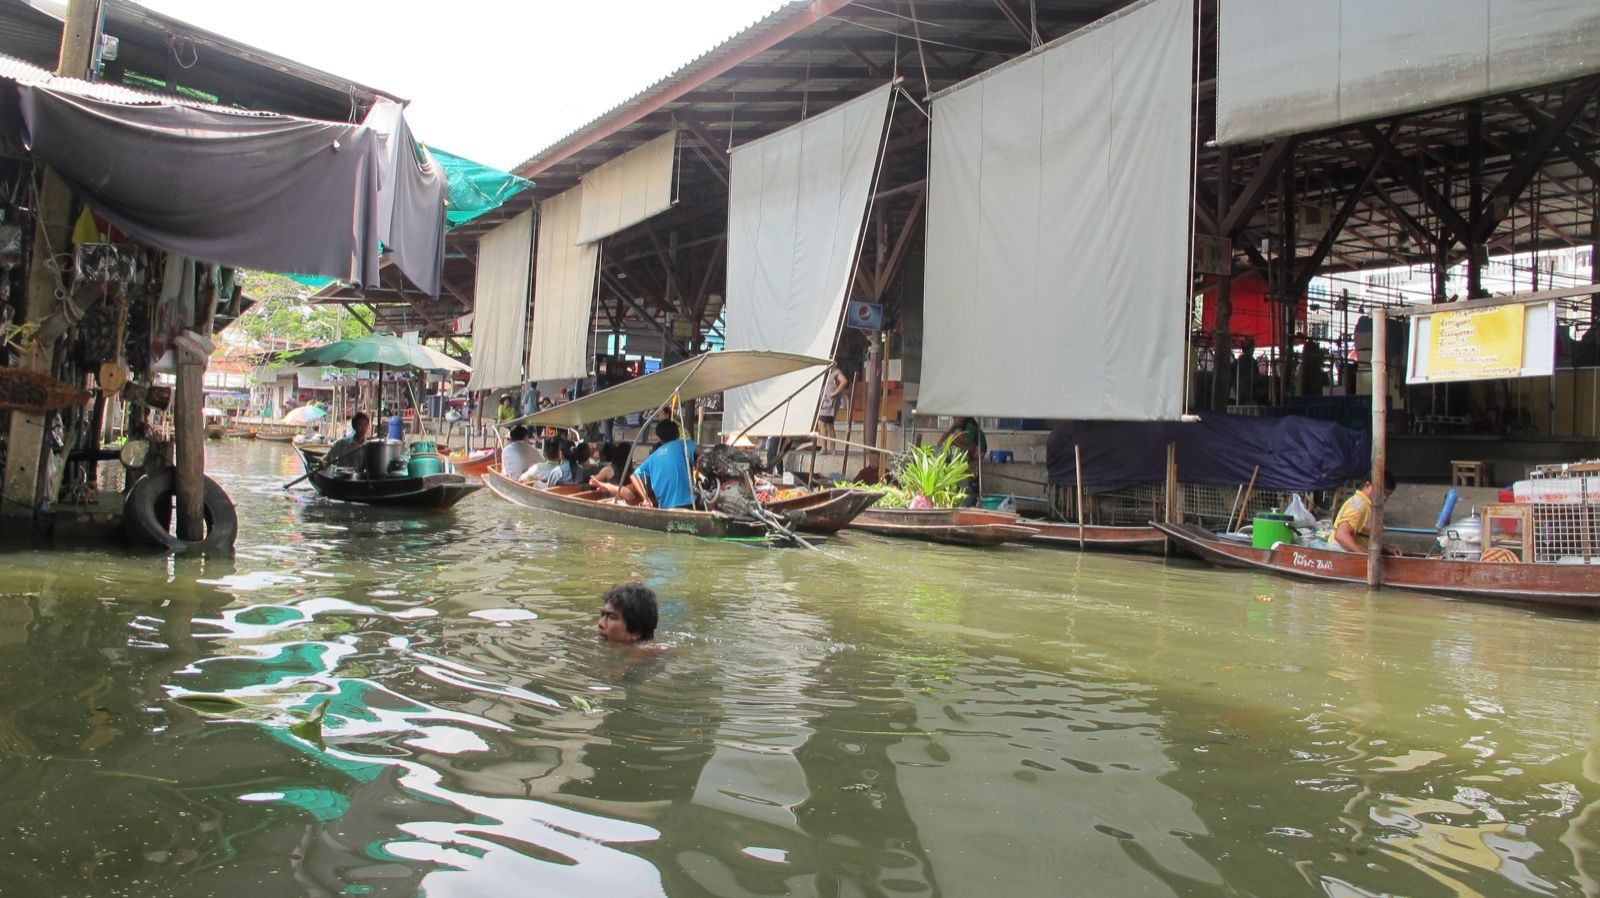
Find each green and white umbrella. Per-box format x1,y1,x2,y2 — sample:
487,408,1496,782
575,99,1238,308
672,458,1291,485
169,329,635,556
281,334,470,373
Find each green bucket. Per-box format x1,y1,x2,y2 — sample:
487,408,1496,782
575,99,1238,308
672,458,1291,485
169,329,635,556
407,454,443,478
1252,512,1295,549
979,495,1008,510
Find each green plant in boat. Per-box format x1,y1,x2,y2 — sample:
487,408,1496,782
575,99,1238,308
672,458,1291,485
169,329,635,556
834,480,911,508
894,440,970,508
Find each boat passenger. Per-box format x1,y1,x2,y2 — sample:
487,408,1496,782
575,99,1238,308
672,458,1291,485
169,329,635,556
518,438,562,483
542,440,587,487
500,425,539,480
591,442,631,485
598,582,657,644
1331,472,1399,554
591,420,698,508
321,412,370,469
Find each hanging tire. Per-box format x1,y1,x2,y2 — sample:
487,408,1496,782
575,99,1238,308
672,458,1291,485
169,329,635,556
123,468,238,553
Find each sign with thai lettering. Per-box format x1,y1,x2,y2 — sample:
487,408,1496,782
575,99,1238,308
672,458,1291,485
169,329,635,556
1406,300,1555,384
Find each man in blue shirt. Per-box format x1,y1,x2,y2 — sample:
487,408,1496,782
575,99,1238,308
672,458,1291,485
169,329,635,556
591,419,697,508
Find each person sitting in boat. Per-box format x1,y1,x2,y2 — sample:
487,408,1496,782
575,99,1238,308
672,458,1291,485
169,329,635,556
590,420,697,508
598,582,657,644
321,412,370,470
1331,472,1399,554
518,438,562,483
591,442,631,486
541,439,588,487
500,425,539,480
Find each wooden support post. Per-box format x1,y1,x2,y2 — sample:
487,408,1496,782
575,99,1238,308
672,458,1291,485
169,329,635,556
1367,311,1388,589
1164,442,1178,524
1074,444,1085,550
174,351,206,541
863,332,883,450
1210,146,1234,411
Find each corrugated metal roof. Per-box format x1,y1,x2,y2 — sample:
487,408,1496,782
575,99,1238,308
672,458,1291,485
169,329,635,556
0,48,276,115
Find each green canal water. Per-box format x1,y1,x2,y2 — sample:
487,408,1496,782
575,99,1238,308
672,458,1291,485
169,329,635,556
1,441,1598,897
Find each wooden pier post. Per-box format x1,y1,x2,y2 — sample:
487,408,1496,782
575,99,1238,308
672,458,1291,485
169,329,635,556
174,348,206,541
1367,310,1388,589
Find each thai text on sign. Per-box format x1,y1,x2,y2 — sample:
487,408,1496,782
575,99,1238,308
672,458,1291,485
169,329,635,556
1426,304,1525,381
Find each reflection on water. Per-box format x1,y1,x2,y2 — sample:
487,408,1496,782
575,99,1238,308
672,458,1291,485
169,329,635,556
0,440,1597,896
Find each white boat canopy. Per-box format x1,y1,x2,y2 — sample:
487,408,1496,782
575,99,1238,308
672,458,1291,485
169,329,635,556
512,350,830,430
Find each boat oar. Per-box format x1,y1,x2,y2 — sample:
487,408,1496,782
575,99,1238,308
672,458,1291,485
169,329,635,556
1231,465,1261,532
282,442,364,490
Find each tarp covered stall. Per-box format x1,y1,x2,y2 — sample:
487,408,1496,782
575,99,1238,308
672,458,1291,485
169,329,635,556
16,84,386,289
918,0,1195,421
466,209,535,391
516,350,830,429
1217,0,1600,145
1046,416,1370,494
363,97,448,297
722,83,894,437
576,130,678,244
527,186,598,382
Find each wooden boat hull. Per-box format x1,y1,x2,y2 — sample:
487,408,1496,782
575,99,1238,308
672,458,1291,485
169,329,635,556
256,432,297,442
446,448,498,476
849,507,1040,547
484,468,770,538
766,488,882,534
296,448,480,509
1024,519,1167,554
1154,521,1600,609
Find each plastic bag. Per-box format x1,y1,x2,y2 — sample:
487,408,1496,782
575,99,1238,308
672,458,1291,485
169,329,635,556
1285,493,1317,530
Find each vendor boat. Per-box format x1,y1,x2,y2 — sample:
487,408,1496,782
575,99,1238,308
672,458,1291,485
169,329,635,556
294,447,480,510
485,351,882,542
445,447,498,476
848,507,1040,547
1022,519,1167,553
1154,521,1600,610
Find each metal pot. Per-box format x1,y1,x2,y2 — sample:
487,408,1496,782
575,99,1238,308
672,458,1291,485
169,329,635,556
362,439,406,479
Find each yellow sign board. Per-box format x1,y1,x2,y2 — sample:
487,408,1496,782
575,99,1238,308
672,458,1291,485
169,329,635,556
1425,304,1525,381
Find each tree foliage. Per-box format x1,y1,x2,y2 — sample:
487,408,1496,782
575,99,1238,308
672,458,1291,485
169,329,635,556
229,272,358,348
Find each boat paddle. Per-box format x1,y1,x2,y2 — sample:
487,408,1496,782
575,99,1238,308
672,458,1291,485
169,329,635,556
282,442,366,490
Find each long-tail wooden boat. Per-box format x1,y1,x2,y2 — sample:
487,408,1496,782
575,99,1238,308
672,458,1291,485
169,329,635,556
1154,521,1600,610
848,506,1041,547
445,448,498,476
769,488,883,534
256,431,297,443
484,467,876,539
295,448,481,510
1023,519,1167,554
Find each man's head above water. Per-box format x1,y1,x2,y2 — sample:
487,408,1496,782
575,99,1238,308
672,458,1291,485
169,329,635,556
598,582,658,643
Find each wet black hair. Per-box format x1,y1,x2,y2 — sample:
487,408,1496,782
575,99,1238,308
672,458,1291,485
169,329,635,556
603,582,657,641
655,419,680,443
543,438,562,461
350,412,370,430
509,425,529,441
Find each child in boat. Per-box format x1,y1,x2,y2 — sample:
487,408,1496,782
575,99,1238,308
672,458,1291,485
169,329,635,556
598,582,657,644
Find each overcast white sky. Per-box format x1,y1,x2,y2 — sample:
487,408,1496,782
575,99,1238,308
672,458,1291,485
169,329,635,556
137,0,789,172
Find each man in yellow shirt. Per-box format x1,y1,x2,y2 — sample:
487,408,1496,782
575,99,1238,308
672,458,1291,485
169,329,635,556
1332,472,1396,553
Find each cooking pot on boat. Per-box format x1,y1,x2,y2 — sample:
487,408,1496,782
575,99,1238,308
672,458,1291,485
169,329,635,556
407,453,443,478
1437,510,1482,561
362,439,407,478
1251,512,1295,549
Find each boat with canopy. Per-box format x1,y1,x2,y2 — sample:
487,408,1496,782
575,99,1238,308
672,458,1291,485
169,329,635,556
482,350,881,543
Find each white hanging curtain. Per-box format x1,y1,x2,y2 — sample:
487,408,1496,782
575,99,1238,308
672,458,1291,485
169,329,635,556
526,186,599,383
466,210,534,390
722,83,895,438
577,130,678,244
918,0,1194,421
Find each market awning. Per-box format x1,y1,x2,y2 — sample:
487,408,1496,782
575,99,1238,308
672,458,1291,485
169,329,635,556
513,350,830,429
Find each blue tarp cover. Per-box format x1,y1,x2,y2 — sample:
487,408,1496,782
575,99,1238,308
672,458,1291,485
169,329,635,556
1046,415,1370,494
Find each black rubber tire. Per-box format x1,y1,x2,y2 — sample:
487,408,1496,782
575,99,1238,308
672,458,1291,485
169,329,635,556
123,468,238,553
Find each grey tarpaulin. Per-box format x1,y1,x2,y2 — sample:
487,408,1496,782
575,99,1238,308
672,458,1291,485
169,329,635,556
364,97,447,297
15,84,384,289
